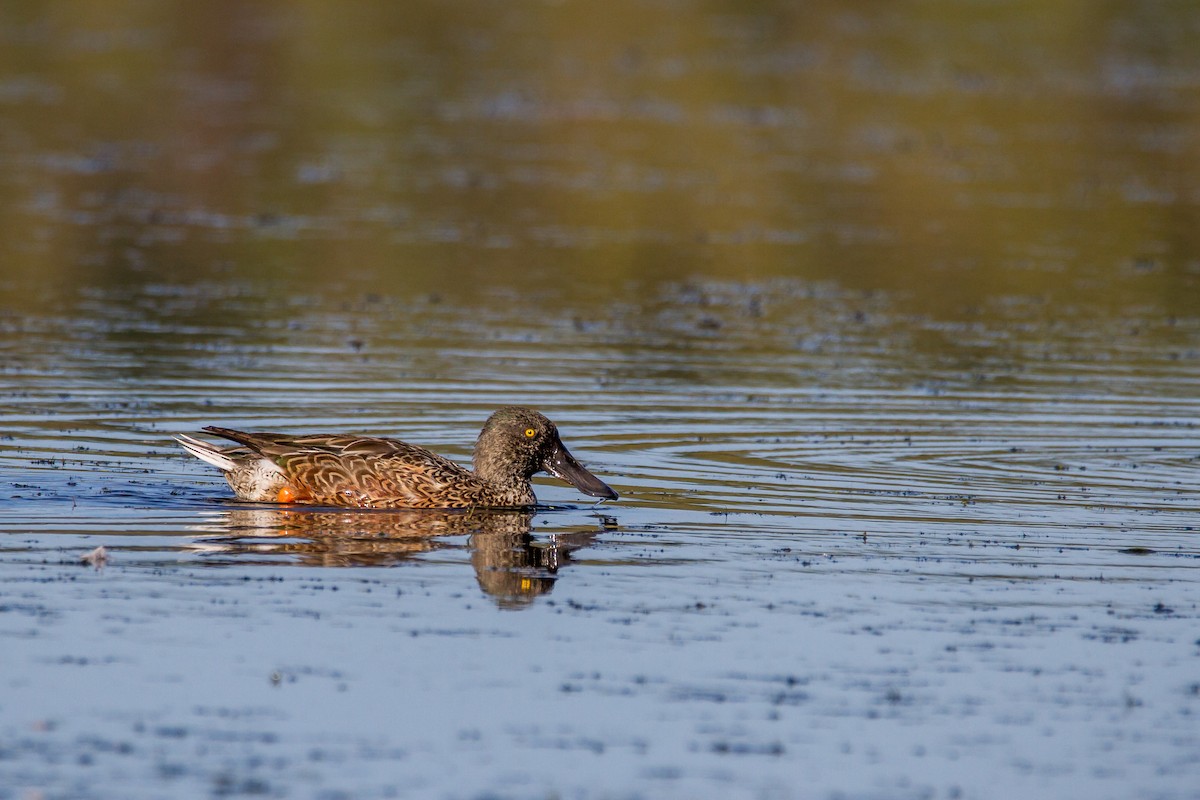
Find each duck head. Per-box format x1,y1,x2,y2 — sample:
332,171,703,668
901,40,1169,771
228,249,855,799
474,407,618,501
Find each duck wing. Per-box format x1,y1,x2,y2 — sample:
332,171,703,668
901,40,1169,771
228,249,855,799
201,427,481,508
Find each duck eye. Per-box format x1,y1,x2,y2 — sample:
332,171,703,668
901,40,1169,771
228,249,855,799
524,428,537,438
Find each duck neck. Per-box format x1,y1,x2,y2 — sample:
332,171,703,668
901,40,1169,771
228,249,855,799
473,447,537,506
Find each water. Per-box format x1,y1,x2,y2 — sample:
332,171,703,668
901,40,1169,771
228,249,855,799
3,2,1200,799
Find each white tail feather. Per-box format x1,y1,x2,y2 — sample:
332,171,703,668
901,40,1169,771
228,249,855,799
176,434,237,472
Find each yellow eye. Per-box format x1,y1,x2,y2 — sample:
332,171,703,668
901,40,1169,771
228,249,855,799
524,428,537,438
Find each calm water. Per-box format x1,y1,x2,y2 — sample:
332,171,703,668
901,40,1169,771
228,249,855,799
2,2,1200,799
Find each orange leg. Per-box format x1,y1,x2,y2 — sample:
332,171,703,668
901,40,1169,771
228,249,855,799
276,485,309,504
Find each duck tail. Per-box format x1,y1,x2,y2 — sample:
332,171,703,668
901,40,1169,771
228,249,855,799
175,433,237,472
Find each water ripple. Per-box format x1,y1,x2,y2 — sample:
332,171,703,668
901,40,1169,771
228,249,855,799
2,279,1198,546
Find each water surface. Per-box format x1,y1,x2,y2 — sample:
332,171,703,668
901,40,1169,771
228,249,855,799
2,2,1200,799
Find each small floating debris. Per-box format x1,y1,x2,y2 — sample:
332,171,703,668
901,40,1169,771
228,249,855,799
1119,547,1156,555
79,545,108,569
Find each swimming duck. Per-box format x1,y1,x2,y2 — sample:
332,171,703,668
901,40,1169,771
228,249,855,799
176,406,618,509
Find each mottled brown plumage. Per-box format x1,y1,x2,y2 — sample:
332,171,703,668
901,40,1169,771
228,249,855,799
176,407,618,509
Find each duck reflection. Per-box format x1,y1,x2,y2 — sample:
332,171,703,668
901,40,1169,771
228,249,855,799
190,507,600,608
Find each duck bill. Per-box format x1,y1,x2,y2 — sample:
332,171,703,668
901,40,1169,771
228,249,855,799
543,441,619,501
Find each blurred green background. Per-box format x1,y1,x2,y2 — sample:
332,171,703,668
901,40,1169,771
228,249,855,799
1,0,1198,317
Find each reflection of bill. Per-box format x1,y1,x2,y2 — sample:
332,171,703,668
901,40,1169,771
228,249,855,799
470,527,598,609
188,508,602,608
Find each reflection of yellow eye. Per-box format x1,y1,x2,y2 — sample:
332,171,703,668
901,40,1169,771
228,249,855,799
524,428,537,438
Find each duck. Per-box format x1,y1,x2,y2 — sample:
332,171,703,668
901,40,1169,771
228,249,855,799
176,406,618,509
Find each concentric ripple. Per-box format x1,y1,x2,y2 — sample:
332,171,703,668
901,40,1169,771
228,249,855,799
2,278,1198,549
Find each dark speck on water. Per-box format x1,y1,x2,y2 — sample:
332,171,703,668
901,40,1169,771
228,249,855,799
2,2,1200,800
